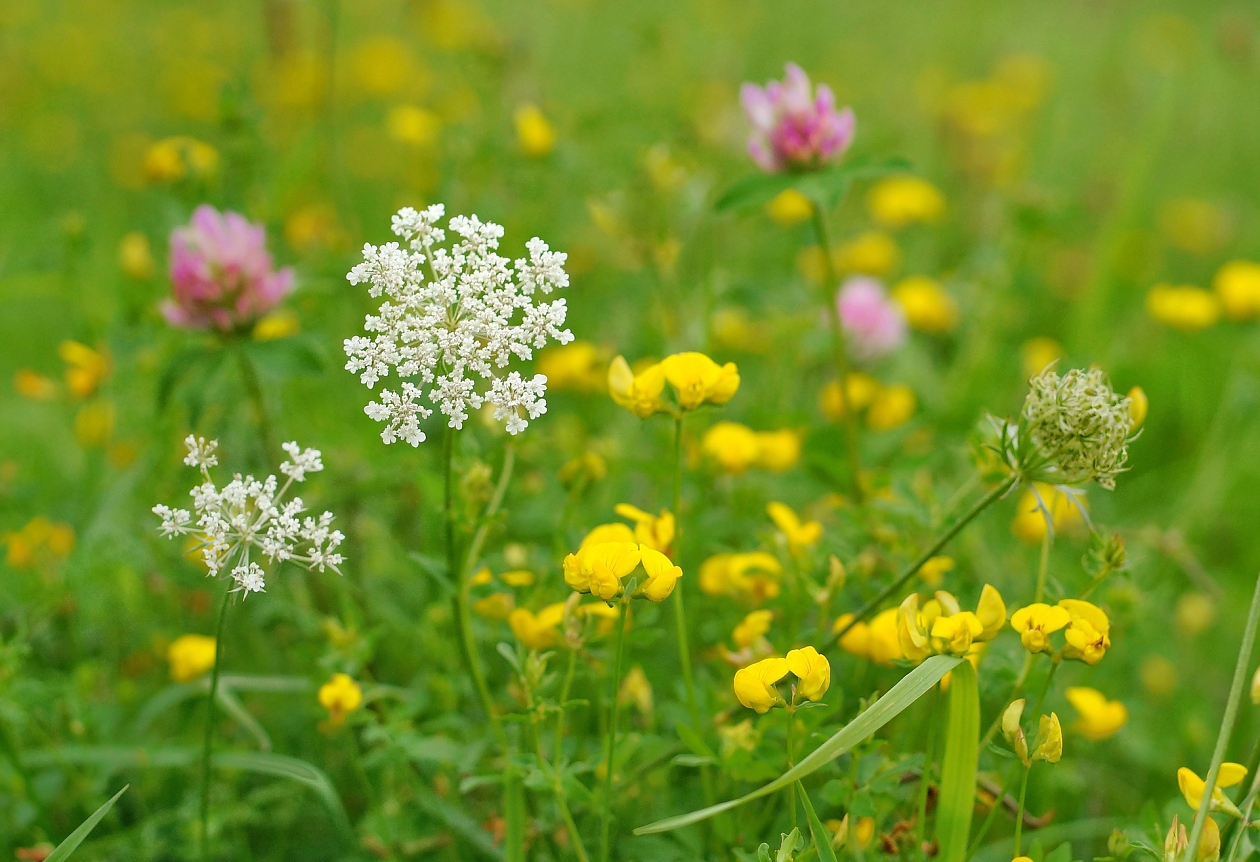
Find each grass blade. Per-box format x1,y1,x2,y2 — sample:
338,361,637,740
935,660,979,862
504,764,526,862
45,784,129,862
799,781,840,862
634,655,961,835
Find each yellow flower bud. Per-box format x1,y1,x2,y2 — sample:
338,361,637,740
1002,699,1029,763
1032,712,1063,763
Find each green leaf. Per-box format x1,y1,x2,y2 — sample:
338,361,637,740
714,172,801,212
504,764,526,862
713,156,914,213
212,751,352,836
935,660,979,862
45,784,128,861
675,721,717,760
215,687,271,751
634,655,961,835
799,782,840,862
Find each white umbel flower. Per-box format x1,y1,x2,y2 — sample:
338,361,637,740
153,435,345,596
344,204,573,445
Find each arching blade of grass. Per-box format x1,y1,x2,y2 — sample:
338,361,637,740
799,781,840,862
212,752,352,836
935,661,979,862
634,655,961,835
45,784,129,862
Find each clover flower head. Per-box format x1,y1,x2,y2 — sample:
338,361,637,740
152,435,345,597
740,63,856,173
344,204,572,445
836,276,907,361
1021,367,1133,489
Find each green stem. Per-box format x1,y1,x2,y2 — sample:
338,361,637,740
600,598,630,862
810,201,864,503
832,475,1017,646
968,765,1019,856
1013,766,1032,857
980,653,1035,749
1185,568,1260,862
525,657,590,862
786,705,797,831
199,584,232,862
914,688,940,848
233,345,276,462
670,415,699,725
1028,660,1059,720
1034,530,1051,604
554,646,579,773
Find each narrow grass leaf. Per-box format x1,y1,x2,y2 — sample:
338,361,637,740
504,764,526,862
799,781,840,862
935,660,980,862
45,784,128,862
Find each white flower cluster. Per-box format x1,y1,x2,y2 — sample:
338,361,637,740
344,204,572,445
152,436,345,597
1022,367,1132,490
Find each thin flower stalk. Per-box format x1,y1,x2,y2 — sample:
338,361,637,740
601,593,631,862
198,583,231,862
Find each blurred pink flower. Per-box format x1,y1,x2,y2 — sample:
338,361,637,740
740,63,856,173
165,205,295,332
836,276,906,360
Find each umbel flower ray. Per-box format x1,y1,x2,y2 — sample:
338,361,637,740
344,204,572,445
152,436,345,596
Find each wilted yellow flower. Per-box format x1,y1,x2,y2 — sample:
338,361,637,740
1010,484,1086,545
612,504,674,553
892,276,958,333
13,370,56,401
698,552,782,603
118,232,155,279
619,665,654,716
866,384,916,431
167,634,216,682
539,341,605,391
608,356,667,418
74,400,115,447
1158,197,1231,256
1032,712,1062,763
318,673,363,726
386,105,440,146
1021,337,1062,379
766,188,814,226
515,103,556,157
59,341,108,398
918,556,955,587
1146,284,1220,331
786,646,831,702
1010,603,1070,654
867,176,945,228
1065,687,1127,741
733,656,789,713
1213,260,1260,321
1128,386,1149,430
253,309,300,342
767,501,822,555
660,352,740,410
819,372,880,421
1179,763,1248,817
834,230,899,276
1059,599,1111,665
732,609,773,649
1175,592,1216,639
508,603,567,650
702,421,760,474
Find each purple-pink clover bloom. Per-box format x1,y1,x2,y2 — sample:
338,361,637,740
836,276,906,361
741,63,856,173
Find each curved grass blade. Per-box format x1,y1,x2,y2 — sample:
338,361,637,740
215,687,272,751
213,751,352,836
45,784,129,862
799,781,840,862
634,655,961,835
935,660,979,862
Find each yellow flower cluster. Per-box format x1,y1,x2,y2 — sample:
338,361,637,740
562,542,682,602
318,673,363,727
144,135,219,184
3,516,75,570
608,352,739,418
819,374,917,431
867,176,946,229
538,340,606,392
733,646,831,713
1146,284,1220,331
766,501,822,556
1002,699,1062,765
167,634,217,683
832,608,904,666
897,585,1006,661
699,552,782,603
701,422,800,474
1010,598,1111,664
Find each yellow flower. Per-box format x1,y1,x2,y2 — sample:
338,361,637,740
1065,687,1127,741
1059,599,1111,665
608,356,667,418
559,451,608,490
619,665,654,716
900,585,1004,662
698,552,782,602
1031,712,1062,763
167,634,216,682
473,593,514,619
867,176,945,228
767,501,822,555
866,384,916,431
1002,699,1029,763
1201,816,1222,862
766,188,814,226
755,430,801,472
976,585,1008,639
732,610,773,649
1213,260,1260,321
701,421,760,474
660,352,740,410
1021,337,1062,379
514,103,556,157
386,105,440,147
59,341,108,398
500,569,536,588
563,541,641,601
74,400,115,447
1146,284,1220,332
539,341,605,392
1158,197,1231,256
930,611,983,656
892,276,958,333
786,646,831,702
612,504,675,553
819,372,880,421
834,230,899,276
508,603,567,650
853,816,875,850
253,309,300,342
1128,386,1149,430
918,556,955,587
1179,763,1248,817
637,546,683,602
580,523,637,548
1010,484,1086,545
733,656,789,713
13,370,56,401
1175,593,1216,639
318,673,363,726
1141,655,1178,698
833,613,870,658
118,232,155,279
1010,603,1070,654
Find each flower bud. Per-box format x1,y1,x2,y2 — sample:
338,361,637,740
1032,713,1063,763
1002,699,1029,763
1164,816,1187,862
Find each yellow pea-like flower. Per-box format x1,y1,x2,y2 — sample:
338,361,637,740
930,611,983,656
563,541,641,601
1010,484,1086,546
755,429,802,472
613,504,675,553
1010,603,1071,654
637,546,683,602
318,673,363,726
508,603,567,650
976,584,1007,640
897,594,933,663
733,657,789,713
1002,699,1029,763
1065,686,1128,741
538,340,605,392
660,352,740,410
767,501,823,555
514,102,556,157
917,555,954,587
1201,816,1222,862
785,646,831,702
1179,763,1248,817
867,175,945,229
608,356,668,418
698,552,782,602
1031,712,1062,763
892,276,958,334
580,522,637,548
702,421,761,474
1059,599,1111,665
733,610,774,649
167,634,217,683
59,340,109,398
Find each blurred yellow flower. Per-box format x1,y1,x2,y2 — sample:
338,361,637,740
285,203,343,252
660,352,740,410
918,555,955,587
732,609,773,649
819,372,880,421
644,144,688,193
733,656,788,713
701,421,760,474
866,384,916,431
1146,284,1220,332
834,608,903,665
500,570,535,587
347,37,417,97
74,400,115,448
253,309,300,341
1158,197,1231,256
118,232,155,279
767,501,822,555
892,276,958,333
785,646,831,702
13,370,56,401
1010,602,1070,654
559,451,607,490
755,429,801,472
619,665,654,716
1213,260,1260,321
1020,337,1062,379
833,230,899,276
143,136,219,184
608,356,667,418
612,504,674,552
1128,386,1148,430
515,103,556,157
1010,484,1085,545
473,593,514,619
1065,686,1127,741
867,176,945,228
508,603,567,650
1140,655,1178,698
1179,763,1247,816
539,341,605,391
1174,592,1216,639
59,340,109,398
318,673,363,726
168,634,217,683
1059,598,1111,665
698,552,782,603
386,105,440,147
854,816,875,850
765,188,814,226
